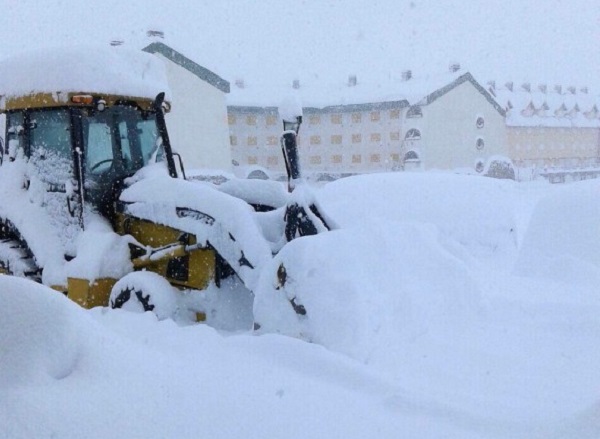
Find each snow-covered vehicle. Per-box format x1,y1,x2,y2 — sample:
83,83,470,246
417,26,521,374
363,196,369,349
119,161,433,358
0,46,327,325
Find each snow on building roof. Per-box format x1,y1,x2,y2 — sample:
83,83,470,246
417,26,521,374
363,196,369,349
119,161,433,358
0,45,171,104
142,42,230,93
227,69,503,115
492,83,600,128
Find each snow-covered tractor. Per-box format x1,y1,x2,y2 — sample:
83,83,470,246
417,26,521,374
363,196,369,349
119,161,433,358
0,47,327,325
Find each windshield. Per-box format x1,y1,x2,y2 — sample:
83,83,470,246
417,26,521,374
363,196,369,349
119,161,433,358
28,108,73,186
83,105,161,179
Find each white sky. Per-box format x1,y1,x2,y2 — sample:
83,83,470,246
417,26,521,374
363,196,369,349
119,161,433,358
0,0,598,90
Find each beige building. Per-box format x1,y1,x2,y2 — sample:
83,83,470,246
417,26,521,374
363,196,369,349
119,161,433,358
227,71,509,179
143,42,232,172
492,82,600,182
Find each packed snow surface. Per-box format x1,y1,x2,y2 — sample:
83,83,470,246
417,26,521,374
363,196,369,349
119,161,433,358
2,172,600,439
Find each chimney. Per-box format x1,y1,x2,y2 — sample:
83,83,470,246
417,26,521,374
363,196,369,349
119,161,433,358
538,84,547,94
554,84,562,94
146,29,165,39
348,75,357,87
567,86,576,94
449,63,461,73
235,79,245,89
292,79,300,89
401,70,412,81
522,82,531,92
505,81,514,92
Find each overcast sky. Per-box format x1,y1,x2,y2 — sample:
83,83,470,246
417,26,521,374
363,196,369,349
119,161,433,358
0,0,598,90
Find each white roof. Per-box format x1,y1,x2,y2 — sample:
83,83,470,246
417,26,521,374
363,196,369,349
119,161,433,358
227,69,472,109
0,45,171,103
493,84,600,128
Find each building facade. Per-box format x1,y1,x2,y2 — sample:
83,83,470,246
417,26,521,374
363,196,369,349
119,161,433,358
227,72,509,179
143,42,232,172
492,83,600,181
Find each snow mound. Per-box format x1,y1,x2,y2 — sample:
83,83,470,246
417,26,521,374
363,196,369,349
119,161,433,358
254,219,482,362
0,277,96,387
516,179,600,283
317,172,519,264
217,178,288,209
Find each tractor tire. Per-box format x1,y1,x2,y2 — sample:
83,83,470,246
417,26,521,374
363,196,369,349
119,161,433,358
109,271,178,320
0,238,41,282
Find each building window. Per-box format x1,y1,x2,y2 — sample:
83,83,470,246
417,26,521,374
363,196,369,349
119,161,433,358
370,111,380,121
248,156,258,165
309,155,322,164
331,134,343,145
331,114,342,124
266,115,277,126
404,128,421,140
267,136,278,146
389,109,400,119
228,114,236,125
390,131,400,141
352,133,362,143
247,136,257,146
352,113,362,123
476,137,485,150
404,150,420,162
310,135,321,145
476,116,485,129
246,115,257,125
370,154,381,163
309,115,321,125
406,106,423,118
267,156,278,165
370,133,381,142
390,153,400,162
352,154,362,163
331,154,342,164
229,135,238,146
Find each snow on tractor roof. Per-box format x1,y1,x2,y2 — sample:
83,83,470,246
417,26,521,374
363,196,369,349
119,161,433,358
0,45,171,108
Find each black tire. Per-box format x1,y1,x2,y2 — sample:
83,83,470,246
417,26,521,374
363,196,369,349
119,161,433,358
110,286,155,312
0,236,41,282
109,271,177,320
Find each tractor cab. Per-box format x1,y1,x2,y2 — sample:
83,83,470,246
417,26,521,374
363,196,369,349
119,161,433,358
3,91,177,224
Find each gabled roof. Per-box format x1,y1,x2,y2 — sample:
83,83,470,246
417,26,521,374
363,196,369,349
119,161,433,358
143,42,230,93
227,70,504,117
423,72,505,116
493,83,600,127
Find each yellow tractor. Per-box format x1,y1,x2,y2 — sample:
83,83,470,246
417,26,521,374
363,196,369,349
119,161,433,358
0,47,285,325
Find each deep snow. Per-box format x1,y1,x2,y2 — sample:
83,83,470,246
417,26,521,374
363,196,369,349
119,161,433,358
1,173,600,439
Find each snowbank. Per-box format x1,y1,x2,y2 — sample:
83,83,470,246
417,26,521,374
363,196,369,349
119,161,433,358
516,178,600,283
316,172,520,266
254,220,482,361
0,276,476,439
0,277,100,387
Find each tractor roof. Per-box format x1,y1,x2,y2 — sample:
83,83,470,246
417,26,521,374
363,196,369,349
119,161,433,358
0,45,171,112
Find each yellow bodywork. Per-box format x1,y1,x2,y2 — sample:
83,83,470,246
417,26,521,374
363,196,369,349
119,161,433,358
115,214,216,291
57,216,217,310
67,277,117,309
0,91,168,113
